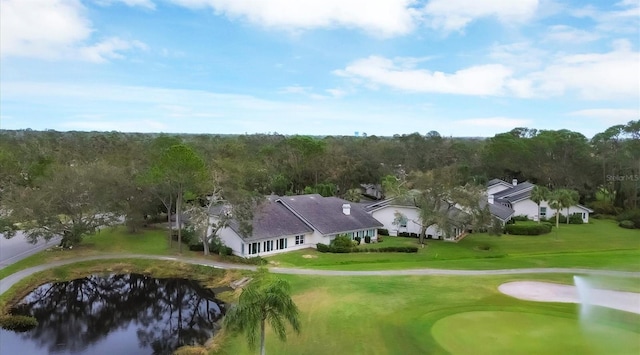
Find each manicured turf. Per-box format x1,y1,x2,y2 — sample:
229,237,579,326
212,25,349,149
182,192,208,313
267,219,640,271
431,311,639,354
216,273,640,355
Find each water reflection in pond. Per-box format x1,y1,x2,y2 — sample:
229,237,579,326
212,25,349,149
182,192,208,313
0,273,227,354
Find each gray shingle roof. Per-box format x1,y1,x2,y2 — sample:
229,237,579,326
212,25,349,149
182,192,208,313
279,194,383,235
228,199,313,240
486,202,515,221
493,181,534,203
487,178,510,187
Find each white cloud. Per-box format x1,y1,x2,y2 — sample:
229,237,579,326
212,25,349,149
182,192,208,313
335,56,516,96
93,0,156,9
1,0,92,58
489,41,546,70
422,0,539,32
280,85,346,99
544,25,600,43
569,108,639,125
79,38,147,63
167,0,419,37
0,0,145,61
573,0,639,34
456,117,532,128
528,40,639,100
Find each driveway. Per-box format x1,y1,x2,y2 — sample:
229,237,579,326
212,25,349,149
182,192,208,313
0,231,61,269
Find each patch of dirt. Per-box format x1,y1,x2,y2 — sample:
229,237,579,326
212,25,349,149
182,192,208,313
498,281,640,314
302,254,318,259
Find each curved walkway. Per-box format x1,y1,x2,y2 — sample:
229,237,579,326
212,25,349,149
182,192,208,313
1,254,639,295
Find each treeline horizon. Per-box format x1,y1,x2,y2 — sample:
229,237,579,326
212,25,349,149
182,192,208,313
1,121,638,214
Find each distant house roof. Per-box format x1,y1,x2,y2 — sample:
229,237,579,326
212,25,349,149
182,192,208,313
278,194,383,235
487,178,511,187
575,204,594,213
493,181,535,204
481,200,515,221
228,198,313,241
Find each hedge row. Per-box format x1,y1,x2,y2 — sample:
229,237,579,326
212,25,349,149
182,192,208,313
505,223,552,235
316,243,418,253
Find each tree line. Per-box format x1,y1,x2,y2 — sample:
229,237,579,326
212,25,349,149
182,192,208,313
0,121,638,246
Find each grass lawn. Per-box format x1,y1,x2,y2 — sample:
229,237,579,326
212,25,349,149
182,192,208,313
0,226,196,280
267,219,640,271
216,273,640,355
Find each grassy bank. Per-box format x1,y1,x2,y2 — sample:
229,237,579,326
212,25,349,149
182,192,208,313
0,226,195,280
268,219,640,271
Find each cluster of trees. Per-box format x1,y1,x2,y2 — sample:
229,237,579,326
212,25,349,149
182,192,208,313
0,120,638,246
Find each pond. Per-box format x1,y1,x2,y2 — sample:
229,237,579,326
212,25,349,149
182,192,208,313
0,273,228,354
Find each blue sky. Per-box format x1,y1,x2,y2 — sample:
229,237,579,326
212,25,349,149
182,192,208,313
1,0,638,137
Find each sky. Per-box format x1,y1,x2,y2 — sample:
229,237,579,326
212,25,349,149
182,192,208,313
0,0,638,138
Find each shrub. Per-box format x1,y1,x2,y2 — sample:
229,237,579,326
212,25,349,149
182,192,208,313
398,232,410,237
378,228,389,236
331,235,356,248
364,236,371,244
512,215,530,222
0,315,38,332
569,214,584,224
505,223,552,235
409,232,418,238
619,220,636,229
316,243,417,253
377,235,383,242
354,236,362,245
617,209,640,229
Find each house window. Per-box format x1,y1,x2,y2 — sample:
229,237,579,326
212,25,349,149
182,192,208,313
263,240,273,252
278,238,287,250
295,235,305,245
540,207,547,218
248,242,261,255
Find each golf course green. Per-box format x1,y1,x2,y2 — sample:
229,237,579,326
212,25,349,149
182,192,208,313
432,311,640,354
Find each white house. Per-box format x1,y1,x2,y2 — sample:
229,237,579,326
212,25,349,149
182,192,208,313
487,179,593,223
364,197,470,241
212,194,383,258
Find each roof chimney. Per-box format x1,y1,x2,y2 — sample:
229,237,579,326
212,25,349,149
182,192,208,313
342,203,351,215
488,195,494,204
512,179,518,186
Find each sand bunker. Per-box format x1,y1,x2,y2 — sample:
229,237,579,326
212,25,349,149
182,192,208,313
499,281,640,315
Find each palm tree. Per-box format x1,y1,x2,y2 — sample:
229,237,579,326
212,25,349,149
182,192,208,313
530,186,550,223
548,189,579,227
224,268,301,355
548,190,563,228
563,189,580,224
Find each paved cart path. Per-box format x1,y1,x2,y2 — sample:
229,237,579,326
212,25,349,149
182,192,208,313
2,254,639,295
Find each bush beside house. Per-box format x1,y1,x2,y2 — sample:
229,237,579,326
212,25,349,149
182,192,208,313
505,222,553,235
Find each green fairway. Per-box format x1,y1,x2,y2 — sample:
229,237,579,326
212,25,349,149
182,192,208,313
267,219,640,271
216,274,640,355
432,311,639,354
